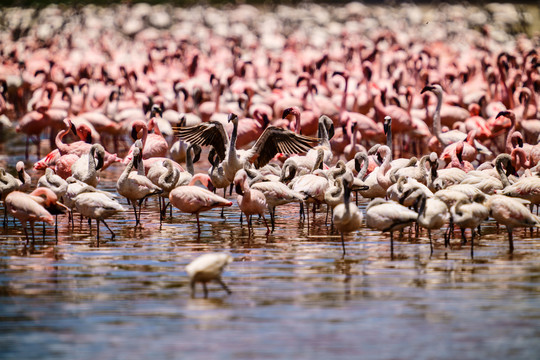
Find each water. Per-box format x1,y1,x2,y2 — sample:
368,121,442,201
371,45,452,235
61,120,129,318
1,142,540,359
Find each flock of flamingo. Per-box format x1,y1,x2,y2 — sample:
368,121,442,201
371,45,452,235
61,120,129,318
0,3,539,295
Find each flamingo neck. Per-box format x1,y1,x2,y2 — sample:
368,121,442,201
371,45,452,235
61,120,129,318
189,173,210,187
505,116,516,153
432,91,443,141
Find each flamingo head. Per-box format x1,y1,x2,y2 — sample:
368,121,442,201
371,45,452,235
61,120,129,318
383,116,392,135
77,124,93,143
495,110,515,122
150,104,163,118
228,113,238,124
131,120,147,141
31,187,69,216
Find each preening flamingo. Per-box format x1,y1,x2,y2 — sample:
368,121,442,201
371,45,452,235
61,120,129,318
169,173,232,233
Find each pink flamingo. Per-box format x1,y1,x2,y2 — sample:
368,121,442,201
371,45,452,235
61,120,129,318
123,116,169,164
443,142,474,172
440,130,477,162
5,188,68,243
235,109,271,149
234,169,270,235
168,173,232,233
55,118,120,167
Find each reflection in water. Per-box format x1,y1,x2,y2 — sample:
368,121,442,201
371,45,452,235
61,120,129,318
1,167,540,360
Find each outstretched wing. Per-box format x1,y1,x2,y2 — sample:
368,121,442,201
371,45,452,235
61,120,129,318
173,121,229,161
248,126,318,168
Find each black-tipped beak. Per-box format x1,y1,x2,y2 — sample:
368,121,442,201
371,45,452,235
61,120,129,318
420,85,434,94
70,123,77,135
517,137,523,148
282,108,291,119
496,111,510,119
46,201,69,215
207,181,215,193
228,113,237,123
131,127,138,141
95,155,104,171
85,133,92,144
235,183,243,195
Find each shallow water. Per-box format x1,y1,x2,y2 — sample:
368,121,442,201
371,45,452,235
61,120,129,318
1,141,540,360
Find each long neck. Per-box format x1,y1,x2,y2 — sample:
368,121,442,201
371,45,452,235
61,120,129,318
295,111,301,135
55,123,71,152
186,148,195,175
160,164,179,189
495,157,511,188
318,120,330,148
150,118,162,136
357,153,369,180
343,181,351,209
340,77,349,116
505,117,516,153
119,156,135,183
433,91,443,140
351,126,357,149
88,147,97,176
419,155,428,181
229,120,238,158
386,123,392,151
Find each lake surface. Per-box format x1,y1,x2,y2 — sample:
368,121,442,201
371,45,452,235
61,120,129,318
1,139,540,360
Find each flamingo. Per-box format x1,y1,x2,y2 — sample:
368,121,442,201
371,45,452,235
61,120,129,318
73,188,125,242
413,192,449,254
186,253,233,298
116,147,163,227
487,195,540,253
123,114,169,164
332,171,363,255
1,168,20,227
5,188,68,243
37,168,68,199
365,198,418,257
71,143,105,187
169,173,232,233
234,169,270,235
174,113,316,184
15,161,31,192
421,84,491,156
450,195,489,256
250,175,305,232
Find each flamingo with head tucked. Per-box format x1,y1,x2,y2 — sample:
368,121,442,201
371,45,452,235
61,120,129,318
169,173,232,233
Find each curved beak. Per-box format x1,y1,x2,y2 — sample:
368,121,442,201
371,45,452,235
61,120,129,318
131,126,138,141
282,108,291,119
420,85,434,94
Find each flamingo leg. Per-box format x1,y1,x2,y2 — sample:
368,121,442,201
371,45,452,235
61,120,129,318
262,214,270,235
270,206,275,233
217,277,232,295
196,213,201,233
470,229,475,258
507,227,514,253
96,219,100,242
461,228,467,245
428,229,433,255
132,203,139,227
203,282,208,298
341,232,346,256
390,232,394,260
23,223,29,243
102,219,115,238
